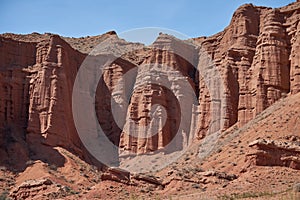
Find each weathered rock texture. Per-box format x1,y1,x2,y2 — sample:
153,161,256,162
247,139,300,170
1,2,300,169
194,3,298,128
10,178,54,199
119,36,198,156
0,35,81,170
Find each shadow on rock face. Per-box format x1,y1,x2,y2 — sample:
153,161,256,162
0,126,66,172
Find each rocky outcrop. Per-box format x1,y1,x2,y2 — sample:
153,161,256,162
246,139,300,170
1,1,300,171
9,178,81,200
0,35,98,170
119,35,198,156
248,8,290,119
284,3,300,94
0,36,36,169
26,35,85,149
0,33,145,169
101,167,130,183
197,4,260,128
196,4,293,127
10,179,54,199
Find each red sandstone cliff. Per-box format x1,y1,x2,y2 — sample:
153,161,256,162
1,1,300,171
194,2,300,128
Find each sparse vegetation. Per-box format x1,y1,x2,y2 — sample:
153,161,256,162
0,191,9,200
219,188,300,200
63,186,79,196
219,191,275,200
48,163,58,171
293,183,300,192
25,160,35,166
129,193,139,200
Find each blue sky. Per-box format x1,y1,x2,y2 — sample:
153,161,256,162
0,0,296,41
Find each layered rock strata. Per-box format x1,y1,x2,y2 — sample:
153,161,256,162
1,1,300,168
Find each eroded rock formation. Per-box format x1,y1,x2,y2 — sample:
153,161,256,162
247,139,300,170
1,1,300,170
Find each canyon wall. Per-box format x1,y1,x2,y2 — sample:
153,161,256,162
1,1,300,169
195,2,300,127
